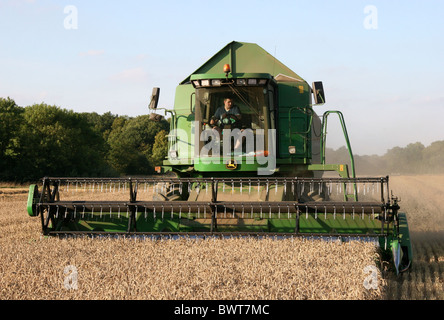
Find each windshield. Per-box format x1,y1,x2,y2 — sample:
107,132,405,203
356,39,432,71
196,86,269,131
195,85,272,157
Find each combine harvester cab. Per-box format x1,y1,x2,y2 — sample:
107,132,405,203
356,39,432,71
27,41,412,274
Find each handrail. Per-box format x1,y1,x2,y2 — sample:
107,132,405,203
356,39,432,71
320,110,356,179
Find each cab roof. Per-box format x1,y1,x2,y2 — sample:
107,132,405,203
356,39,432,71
180,41,305,84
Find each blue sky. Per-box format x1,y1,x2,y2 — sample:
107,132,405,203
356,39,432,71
1,0,443,155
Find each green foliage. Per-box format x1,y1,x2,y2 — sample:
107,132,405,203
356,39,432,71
327,141,444,175
0,98,24,180
14,103,112,181
151,130,169,167
0,96,171,181
422,141,444,173
82,111,119,141
106,115,169,175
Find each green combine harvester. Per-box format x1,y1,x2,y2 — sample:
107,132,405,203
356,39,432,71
27,41,412,273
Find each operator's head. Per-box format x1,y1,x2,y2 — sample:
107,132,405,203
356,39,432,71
224,98,233,110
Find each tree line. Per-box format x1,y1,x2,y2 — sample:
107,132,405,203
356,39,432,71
0,97,169,182
2,97,443,182
326,141,444,176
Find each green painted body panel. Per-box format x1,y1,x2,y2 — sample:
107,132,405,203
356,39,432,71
398,213,412,251
171,84,195,161
194,157,263,173
276,81,312,159
27,184,38,217
269,215,384,234
62,213,183,233
65,211,385,235
181,42,303,84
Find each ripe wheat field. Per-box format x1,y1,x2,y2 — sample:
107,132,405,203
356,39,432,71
384,175,444,299
0,175,443,300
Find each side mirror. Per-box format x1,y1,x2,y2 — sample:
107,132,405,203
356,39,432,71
149,87,160,109
312,82,325,105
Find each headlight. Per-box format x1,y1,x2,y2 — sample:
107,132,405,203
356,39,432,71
169,150,178,159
